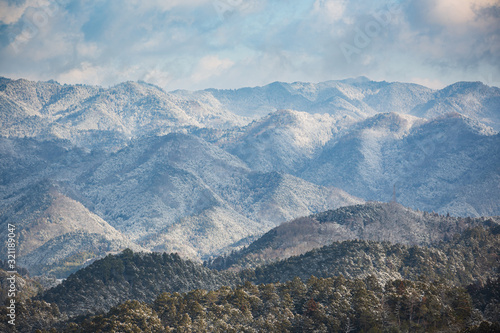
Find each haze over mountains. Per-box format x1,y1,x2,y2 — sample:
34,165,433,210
1,76,499,276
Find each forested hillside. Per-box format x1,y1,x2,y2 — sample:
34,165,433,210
208,203,498,270
25,223,498,327
41,250,240,317
48,276,500,333
250,225,499,286
1,221,498,332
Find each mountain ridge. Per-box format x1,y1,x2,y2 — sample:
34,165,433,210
2,75,500,278
208,202,499,270
0,133,361,275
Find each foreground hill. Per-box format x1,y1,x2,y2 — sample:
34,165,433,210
38,222,499,319
250,225,499,286
208,202,498,270
7,273,500,332
56,276,498,333
41,250,240,317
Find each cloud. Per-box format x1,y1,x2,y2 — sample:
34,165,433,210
56,61,103,85
129,0,211,12
190,55,234,83
415,0,499,27
313,0,348,23
0,0,498,90
402,0,500,69
0,0,38,24
409,77,445,90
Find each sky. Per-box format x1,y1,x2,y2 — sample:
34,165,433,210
0,0,499,91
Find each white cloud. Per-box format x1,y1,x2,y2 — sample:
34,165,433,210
0,0,37,24
417,0,500,28
190,55,234,83
410,77,445,90
313,0,347,23
0,0,498,90
142,68,172,88
56,62,103,85
130,0,211,11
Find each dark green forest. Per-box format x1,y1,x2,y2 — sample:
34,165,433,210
1,224,499,332
40,276,500,332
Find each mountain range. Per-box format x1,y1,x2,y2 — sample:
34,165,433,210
1,76,499,276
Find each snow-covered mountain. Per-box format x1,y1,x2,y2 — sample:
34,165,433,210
1,76,499,276
299,112,500,216
410,81,500,130
174,77,500,130
0,134,361,275
175,77,384,119
210,108,499,216
218,109,355,173
0,78,248,151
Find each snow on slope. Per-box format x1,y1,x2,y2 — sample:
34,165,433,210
411,81,500,130
2,76,500,275
222,109,358,172
300,113,500,217
0,78,248,150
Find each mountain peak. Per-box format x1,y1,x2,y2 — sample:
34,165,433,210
437,81,498,98
430,112,497,135
358,112,423,133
